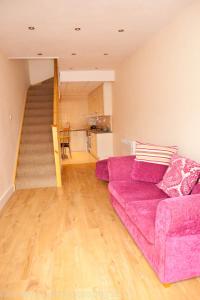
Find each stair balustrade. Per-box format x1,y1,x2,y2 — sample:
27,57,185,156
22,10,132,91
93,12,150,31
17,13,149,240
52,59,62,187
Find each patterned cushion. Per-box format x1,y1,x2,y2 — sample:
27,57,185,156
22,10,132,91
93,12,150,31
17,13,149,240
157,154,200,197
135,141,177,166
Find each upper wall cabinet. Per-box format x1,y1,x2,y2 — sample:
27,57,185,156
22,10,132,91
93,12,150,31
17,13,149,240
88,82,112,116
88,84,104,115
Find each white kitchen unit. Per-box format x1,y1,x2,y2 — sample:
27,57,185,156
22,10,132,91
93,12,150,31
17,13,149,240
90,132,113,160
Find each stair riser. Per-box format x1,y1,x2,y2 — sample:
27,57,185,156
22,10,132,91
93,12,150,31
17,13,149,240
27,96,53,103
23,117,52,125
30,84,53,90
21,135,52,144
20,146,53,155
15,177,56,190
22,128,52,135
26,102,53,109
25,109,53,117
28,91,53,97
17,166,55,177
18,155,55,165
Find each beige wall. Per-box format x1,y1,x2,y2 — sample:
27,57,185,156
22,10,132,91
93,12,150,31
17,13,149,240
113,1,200,161
28,59,53,85
60,95,88,129
0,53,29,203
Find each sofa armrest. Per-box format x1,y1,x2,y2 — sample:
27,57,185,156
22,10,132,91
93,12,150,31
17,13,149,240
156,194,200,237
155,194,200,283
108,155,135,182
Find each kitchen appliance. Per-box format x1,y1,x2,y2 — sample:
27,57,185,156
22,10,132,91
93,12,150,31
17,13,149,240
87,131,92,152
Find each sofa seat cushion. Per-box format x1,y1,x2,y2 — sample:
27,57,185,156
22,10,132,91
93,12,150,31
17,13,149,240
125,198,163,244
108,180,168,208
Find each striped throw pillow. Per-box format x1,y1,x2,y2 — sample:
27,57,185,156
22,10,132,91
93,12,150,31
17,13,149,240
135,142,178,166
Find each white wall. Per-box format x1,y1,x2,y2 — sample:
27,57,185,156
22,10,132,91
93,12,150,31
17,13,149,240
113,1,200,162
28,59,53,85
60,70,115,82
60,95,88,129
0,53,29,205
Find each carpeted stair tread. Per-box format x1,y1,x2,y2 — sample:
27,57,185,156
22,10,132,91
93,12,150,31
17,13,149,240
15,77,56,190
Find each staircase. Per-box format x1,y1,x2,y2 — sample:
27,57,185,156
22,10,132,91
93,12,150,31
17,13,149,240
15,78,56,189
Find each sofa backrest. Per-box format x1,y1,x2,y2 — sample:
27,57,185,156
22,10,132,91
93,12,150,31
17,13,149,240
191,183,200,195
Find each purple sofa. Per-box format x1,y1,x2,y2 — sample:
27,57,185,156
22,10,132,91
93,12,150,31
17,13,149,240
98,155,200,284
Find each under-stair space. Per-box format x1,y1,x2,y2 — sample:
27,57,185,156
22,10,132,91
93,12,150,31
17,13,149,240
15,78,56,189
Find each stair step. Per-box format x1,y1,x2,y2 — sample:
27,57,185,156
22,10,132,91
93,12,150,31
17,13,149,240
21,132,53,144
15,174,56,190
22,124,52,134
25,108,53,117
17,163,55,177
28,90,53,96
24,116,52,125
20,142,54,154
26,101,53,110
27,95,53,103
29,84,53,90
18,152,55,165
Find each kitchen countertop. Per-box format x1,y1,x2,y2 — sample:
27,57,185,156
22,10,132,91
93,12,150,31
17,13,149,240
70,128,87,132
65,128,112,134
60,128,112,134
89,130,112,134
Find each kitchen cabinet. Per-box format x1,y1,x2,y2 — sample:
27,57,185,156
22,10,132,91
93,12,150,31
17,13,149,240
88,84,104,115
88,82,112,116
89,132,113,160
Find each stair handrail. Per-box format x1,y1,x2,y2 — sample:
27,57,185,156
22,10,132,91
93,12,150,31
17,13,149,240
52,59,62,187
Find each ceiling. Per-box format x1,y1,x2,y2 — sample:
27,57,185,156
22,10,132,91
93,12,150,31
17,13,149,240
61,82,101,97
0,0,193,70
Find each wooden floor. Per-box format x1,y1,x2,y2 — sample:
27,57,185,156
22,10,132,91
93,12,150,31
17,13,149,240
62,152,96,165
1,164,200,300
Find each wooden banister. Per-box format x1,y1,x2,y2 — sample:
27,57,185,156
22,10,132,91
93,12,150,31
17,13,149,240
52,59,62,187
53,59,59,126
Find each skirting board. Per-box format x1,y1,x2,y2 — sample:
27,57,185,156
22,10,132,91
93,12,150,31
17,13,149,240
0,185,15,210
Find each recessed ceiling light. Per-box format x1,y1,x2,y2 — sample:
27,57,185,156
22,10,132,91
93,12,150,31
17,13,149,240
71,53,77,56
104,53,109,56
28,26,35,30
118,29,125,32
37,53,43,56
75,27,81,31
